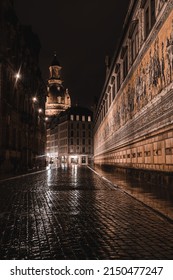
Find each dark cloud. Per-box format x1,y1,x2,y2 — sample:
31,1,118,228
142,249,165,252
14,0,130,108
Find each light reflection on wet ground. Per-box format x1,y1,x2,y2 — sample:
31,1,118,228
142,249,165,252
0,165,173,259
93,165,173,221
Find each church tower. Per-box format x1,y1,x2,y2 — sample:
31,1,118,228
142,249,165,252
45,53,71,117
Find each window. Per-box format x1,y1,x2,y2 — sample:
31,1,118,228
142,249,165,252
76,115,80,121
142,0,155,38
117,69,121,91
115,63,121,92
121,46,128,80
145,5,150,37
82,115,85,121
129,20,139,62
123,51,128,80
57,96,61,103
88,116,91,122
70,115,74,121
112,82,116,100
107,86,112,108
82,157,86,164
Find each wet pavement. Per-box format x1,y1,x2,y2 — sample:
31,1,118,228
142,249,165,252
0,165,173,260
93,165,173,221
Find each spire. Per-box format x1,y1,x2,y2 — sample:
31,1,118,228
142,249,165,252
50,51,60,66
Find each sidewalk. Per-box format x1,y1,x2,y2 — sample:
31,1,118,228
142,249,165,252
91,165,173,222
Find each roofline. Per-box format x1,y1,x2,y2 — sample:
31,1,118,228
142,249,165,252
95,0,138,116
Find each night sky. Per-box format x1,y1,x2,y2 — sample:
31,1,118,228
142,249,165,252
14,0,130,108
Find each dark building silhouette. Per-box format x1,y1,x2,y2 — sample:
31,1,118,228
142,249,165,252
0,0,46,174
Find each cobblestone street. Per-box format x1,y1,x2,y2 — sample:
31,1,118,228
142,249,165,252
0,166,173,260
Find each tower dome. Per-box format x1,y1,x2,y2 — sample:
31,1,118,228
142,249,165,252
46,53,71,117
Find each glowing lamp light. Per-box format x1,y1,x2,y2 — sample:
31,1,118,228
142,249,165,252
45,117,48,121
32,97,37,102
15,72,21,81
38,108,42,113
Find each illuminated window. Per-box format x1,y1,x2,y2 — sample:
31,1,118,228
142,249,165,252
57,96,61,103
70,115,74,121
88,116,91,122
76,115,80,121
82,115,85,121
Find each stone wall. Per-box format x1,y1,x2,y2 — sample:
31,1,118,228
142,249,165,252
94,1,173,173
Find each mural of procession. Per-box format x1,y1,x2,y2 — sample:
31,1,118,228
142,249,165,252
97,10,173,151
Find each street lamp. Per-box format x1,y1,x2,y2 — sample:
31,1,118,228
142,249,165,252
14,71,21,83
32,97,37,103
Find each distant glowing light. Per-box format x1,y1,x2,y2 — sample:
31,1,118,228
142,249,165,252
15,72,21,81
45,117,48,121
32,97,37,102
38,108,42,113
72,155,78,159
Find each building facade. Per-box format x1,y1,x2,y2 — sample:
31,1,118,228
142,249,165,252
94,0,173,177
0,0,46,174
46,106,93,167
